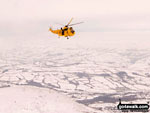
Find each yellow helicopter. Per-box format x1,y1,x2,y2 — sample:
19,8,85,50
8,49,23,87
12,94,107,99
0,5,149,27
49,18,83,39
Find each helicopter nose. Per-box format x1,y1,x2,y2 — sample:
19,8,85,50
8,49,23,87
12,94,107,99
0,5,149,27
71,30,75,33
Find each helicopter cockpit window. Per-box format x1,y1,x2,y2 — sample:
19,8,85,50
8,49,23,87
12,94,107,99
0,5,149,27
70,27,74,33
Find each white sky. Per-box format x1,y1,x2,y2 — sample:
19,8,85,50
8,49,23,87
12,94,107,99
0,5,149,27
0,0,150,36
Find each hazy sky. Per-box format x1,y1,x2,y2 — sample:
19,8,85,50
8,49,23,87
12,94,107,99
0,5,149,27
1,0,150,36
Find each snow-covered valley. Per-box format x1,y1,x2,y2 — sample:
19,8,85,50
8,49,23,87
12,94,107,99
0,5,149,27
0,32,150,112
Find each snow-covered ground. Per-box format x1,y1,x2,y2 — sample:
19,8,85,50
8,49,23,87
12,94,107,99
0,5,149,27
0,31,150,112
0,86,93,113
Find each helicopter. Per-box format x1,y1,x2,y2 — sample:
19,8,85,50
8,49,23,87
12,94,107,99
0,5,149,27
49,18,83,39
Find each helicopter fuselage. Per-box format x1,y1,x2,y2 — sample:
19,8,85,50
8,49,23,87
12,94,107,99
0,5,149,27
49,26,75,37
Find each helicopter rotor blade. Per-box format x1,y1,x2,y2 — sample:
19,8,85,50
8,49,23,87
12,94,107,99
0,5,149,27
66,18,73,26
55,23,65,26
68,22,84,26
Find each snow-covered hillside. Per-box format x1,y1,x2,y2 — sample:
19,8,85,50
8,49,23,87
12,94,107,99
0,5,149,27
0,86,94,113
0,32,150,112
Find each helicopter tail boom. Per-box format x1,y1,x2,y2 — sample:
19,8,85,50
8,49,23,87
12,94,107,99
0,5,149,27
49,28,61,35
